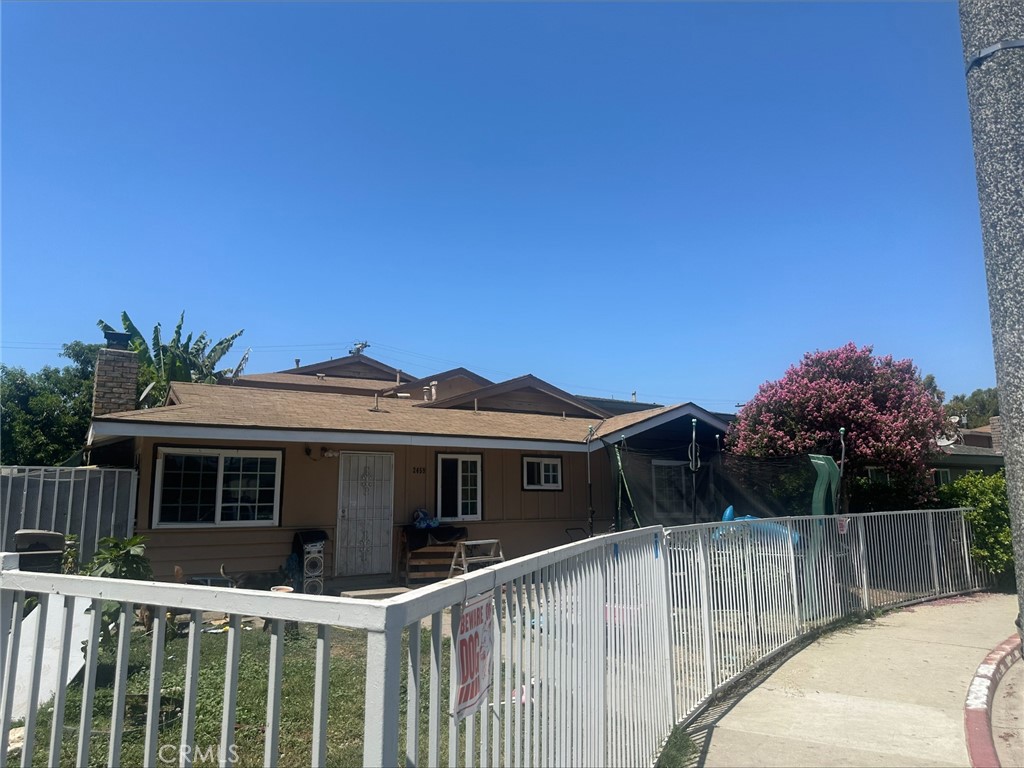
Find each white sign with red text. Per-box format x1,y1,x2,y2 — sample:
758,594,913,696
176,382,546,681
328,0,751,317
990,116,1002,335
451,591,494,721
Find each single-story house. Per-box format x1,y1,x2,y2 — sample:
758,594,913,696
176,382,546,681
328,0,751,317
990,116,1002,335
85,342,731,581
929,416,1005,486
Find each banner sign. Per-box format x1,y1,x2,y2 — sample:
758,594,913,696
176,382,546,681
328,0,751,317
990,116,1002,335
452,591,494,722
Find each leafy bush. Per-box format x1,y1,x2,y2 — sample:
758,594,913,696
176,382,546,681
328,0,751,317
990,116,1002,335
938,470,1013,578
85,535,154,642
86,535,153,580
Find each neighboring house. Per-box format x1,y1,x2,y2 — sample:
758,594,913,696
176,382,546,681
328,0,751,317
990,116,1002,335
85,341,728,580
929,416,1005,486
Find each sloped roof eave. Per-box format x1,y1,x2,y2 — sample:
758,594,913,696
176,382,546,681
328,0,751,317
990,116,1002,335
88,419,593,452
593,402,732,442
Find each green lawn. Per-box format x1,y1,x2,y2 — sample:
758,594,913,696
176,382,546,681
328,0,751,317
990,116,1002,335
9,616,689,767
14,621,372,767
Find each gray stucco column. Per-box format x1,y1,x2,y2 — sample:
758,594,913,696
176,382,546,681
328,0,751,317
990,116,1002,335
959,0,1024,635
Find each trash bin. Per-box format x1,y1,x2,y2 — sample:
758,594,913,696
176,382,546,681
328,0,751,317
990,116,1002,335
14,529,66,573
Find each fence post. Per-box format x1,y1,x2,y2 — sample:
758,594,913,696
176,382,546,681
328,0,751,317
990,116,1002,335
784,519,802,634
127,470,138,538
958,508,974,590
0,554,17,687
857,515,870,612
656,530,677,729
363,611,402,768
0,553,22,762
925,510,941,595
697,529,716,692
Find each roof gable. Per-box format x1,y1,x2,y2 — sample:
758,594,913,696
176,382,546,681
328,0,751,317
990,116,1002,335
384,368,494,401
593,402,732,443
421,375,611,418
281,354,411,383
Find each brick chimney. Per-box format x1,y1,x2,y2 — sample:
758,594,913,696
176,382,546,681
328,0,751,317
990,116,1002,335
92,332,140,417
989,415,1003,454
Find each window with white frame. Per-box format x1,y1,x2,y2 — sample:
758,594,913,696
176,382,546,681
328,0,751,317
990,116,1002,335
437,454,481,520
866,466,890,485
933,468,952,487
523,456,562,490
154,448,282,527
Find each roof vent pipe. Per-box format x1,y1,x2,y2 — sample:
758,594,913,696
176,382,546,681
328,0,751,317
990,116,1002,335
631,391,637,402
423,386,430,401
430,381,438,401
396,369,401,385
372,393,380,412
295,358,301,369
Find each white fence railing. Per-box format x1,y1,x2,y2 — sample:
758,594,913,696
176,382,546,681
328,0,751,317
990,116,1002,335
0,467,137,564
663,508,987,722
0,509,988,767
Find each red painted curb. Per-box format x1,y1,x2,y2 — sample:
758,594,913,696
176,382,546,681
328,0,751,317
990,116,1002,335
964,633,1023,768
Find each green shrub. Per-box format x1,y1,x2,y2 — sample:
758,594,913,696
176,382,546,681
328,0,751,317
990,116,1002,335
86,535,153,580
938,470,1013,578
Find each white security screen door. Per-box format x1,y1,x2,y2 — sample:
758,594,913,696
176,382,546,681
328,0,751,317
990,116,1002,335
336,453,394,576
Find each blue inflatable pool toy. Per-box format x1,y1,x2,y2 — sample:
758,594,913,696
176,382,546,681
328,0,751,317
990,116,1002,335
717,505,799,546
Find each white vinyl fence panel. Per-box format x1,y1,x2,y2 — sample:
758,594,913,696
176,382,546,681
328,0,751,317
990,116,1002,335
1,508,988,767
1,467,136,564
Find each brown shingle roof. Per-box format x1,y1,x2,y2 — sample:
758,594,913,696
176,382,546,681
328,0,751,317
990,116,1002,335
96,383,600,443
228,373,390,394
592,403,687,439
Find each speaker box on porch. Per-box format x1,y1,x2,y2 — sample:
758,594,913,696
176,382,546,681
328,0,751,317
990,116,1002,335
303,541,325,595
293,529,329,594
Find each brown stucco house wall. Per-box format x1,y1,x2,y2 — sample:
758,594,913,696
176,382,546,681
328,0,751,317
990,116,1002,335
88,355,628,580
127,435,613,579
86,351,726,582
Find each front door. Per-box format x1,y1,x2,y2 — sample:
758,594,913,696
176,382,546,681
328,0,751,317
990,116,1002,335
336,453,394,577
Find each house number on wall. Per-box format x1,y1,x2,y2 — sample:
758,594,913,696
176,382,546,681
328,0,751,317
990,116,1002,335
412,467,426,474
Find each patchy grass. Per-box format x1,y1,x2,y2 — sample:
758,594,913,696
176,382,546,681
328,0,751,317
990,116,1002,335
9,619,466,768
655,726,698,767
13,621,370,767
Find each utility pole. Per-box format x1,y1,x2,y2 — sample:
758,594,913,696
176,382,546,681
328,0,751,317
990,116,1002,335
959,0,1024,637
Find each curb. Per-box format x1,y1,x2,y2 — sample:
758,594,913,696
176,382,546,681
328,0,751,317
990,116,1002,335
965,632,1023,768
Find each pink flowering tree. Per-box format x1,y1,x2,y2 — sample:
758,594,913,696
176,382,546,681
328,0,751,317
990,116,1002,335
728,344,946,510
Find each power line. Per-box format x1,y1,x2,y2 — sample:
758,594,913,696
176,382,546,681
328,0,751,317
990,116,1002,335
1,338,745,407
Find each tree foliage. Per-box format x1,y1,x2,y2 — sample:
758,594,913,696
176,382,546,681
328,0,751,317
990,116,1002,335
728,343,945,509
944,387,1000,429
0,342,102,466
98,311,250,404
938,470,1012,580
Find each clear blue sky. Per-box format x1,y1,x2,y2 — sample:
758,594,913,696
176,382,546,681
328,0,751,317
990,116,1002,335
1,1,996,410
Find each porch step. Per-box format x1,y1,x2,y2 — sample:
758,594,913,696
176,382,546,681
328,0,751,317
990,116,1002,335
401,543,465,586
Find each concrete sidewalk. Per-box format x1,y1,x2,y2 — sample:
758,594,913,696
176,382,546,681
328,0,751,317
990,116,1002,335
993,653,1023,768
688,592,1019,768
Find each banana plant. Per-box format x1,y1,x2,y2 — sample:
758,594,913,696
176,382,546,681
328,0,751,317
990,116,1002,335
97,312,249,405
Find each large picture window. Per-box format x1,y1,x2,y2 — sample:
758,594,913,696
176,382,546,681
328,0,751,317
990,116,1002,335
154,448,282,527
523,456,562,490
437,454,481,520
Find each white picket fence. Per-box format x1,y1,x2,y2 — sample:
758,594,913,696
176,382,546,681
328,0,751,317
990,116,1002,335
0,509,987,767
0,467,137,565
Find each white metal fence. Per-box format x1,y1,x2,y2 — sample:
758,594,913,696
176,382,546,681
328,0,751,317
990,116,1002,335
663,508,988,722
1,467,137,565
0,509,988,767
